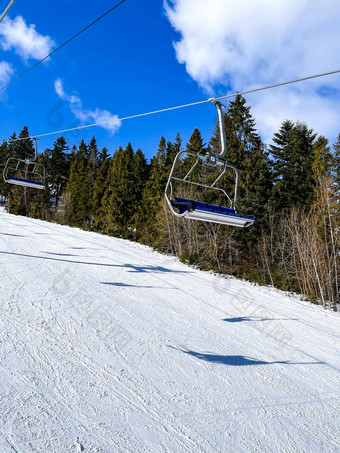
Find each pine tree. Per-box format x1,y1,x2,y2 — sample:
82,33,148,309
270,120,317,211
133,148,149,206
64,142,90,227
85,136,99,222
333,134,340,196
134,136,168,244
312,136,332,183
68,145,77,166
9,126,34,160
45,136,69,207
182,128,204,175
99,143,136,237
91,152,111,231
88,136,98,168
97,147,110,168
186,128,204,153
242,143,273,222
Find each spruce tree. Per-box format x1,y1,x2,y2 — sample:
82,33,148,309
333,134,340,196
45,136,69,207
133,149,149,207
242,143,273,223
99,143,136,237
85,136,99,221
186,128,204,153
134,136,168,244
88,136,98,168
98,147,110,168
9,126,34,160
270,120,317,211
64,142,90,227
92,152,111,231
183,128,204,172
312,136,333,187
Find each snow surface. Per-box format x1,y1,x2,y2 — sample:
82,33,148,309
0,207,340,453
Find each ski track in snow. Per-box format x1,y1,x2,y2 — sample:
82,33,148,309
0,208,340,453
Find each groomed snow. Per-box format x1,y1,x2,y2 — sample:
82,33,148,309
0,207,339,452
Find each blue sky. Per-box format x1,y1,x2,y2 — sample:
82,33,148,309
1,0,340,160
0,0,218,159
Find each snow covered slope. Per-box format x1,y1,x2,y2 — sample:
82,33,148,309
0,208,339,453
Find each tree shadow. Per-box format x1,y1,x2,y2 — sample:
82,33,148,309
0,250,191,273
101,282,175,289
223,316,298,323
170,347,323,366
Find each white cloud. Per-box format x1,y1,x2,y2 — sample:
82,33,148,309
0,60,14,85
0,16,55,60
165,0,340,142
54,79,121,134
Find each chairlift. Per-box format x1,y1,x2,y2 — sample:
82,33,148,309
165,99,255,227
3,137,46,190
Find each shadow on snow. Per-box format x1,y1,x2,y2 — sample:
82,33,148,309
0,233,27,237
223,316,298,323
170,347,323,366
0,250,191,273
101,282,175,289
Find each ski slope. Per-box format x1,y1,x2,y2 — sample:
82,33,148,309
0,208,339,453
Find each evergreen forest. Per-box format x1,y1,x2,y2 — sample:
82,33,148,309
1,95,339,309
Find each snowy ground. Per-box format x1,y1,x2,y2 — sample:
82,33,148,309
0,208,339,453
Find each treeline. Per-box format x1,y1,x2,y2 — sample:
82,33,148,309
1,95,339,309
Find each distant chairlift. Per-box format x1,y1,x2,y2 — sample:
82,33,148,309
3,137,46,190
165,99,255,227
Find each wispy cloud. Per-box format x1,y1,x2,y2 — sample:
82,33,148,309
165,0,340,142
0,60,14,95
54,79,121,134
0,15,55,60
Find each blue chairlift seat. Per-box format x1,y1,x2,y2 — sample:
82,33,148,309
172,197,255,227
7,175,45,190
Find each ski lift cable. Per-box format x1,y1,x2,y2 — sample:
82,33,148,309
0,0,128,92
9,67,340,143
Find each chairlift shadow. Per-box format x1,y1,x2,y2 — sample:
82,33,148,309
223,316,298,323
170,346,323,367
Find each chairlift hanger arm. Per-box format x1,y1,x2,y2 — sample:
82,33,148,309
0,0,16,23
209,98,227,160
